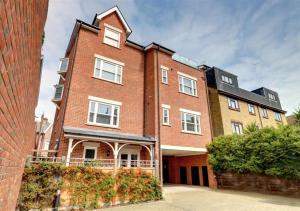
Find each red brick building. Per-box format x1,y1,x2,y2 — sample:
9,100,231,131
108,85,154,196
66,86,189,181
0,0,48,210
50,6,216,188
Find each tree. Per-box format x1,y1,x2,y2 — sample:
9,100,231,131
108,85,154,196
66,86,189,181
293,106,300,125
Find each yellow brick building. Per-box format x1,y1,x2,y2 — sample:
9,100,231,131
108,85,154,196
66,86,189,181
206,67,287,137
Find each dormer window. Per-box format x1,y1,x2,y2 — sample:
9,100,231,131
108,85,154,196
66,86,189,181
221,75,233,85
268,93,276,101
103,24,121,48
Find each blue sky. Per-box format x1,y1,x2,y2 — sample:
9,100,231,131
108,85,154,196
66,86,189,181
36,0,300,121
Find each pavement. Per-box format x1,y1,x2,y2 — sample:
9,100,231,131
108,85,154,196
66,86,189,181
103,184,300,211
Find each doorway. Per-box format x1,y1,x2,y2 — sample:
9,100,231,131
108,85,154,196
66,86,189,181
191,166,200,185
202,166,209,187
163,159,169,183
180,167,187,184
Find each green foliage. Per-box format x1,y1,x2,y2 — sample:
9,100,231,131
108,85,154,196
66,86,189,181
18,164,162,210
293,106,300,125
18,162,64,210
116,169,162,203
208,125,300,180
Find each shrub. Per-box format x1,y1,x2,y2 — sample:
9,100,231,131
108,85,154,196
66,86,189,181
207,125,300,180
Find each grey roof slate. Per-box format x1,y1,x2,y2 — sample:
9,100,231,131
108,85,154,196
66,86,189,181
63,126,155,142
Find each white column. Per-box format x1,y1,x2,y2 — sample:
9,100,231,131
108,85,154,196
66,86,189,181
66,138,73,166
113,142,119,171
150,144,154,168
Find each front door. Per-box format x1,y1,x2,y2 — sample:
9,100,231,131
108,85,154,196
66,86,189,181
163,159,169,183
180,167,187,184
202,166,209,187
119,152,139,167
191,166,200,185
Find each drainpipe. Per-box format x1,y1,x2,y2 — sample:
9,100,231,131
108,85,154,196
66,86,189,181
156,46,163,185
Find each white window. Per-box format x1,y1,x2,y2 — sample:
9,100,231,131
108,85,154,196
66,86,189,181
103,26,121,48
53,84,64,100
181,110,201,134
83,146,97,161
248,104,255,114
231,122,243,134
118,148,140,167
162,108,170,125
88,100,120,127
274,112,282,121
178,73,197,96
221,75,233,85
228,98,239,110
268,93,276,101
162,68,168,84
94,57,123,84
261,108,268,118
59,58,69,72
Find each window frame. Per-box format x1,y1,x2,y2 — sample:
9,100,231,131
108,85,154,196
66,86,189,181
228,98,239,110
58,58,69,72
103,25,121,48
93,55,124,84
180,109,201,134
178,72,198,97
83,146,98,161
268,93,276,101
162,105,170,125
231,121,243,134
221,75,233,85
53,84,64,100
248,104,256,115
87,97,121,128
261,108,268,118
274,112,282,121
161,66,169,84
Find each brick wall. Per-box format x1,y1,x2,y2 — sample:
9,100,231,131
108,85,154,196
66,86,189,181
0,0,48,210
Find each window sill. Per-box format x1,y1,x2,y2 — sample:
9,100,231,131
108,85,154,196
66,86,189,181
229,107,240,112
181,130,202,135
86,122,120,129
92,76,123,86
262,116,269,119
178,91,198,98
162,123,171,127
275,119,282,122
162,82,169,85
221,81,234,87
249,112,256,116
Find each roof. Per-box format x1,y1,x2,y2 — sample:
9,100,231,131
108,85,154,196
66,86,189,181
95,6,132,36
206,67,286,113
64,126,155,143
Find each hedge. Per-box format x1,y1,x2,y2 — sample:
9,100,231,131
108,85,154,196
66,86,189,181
207,125,300,180
18,164,162,210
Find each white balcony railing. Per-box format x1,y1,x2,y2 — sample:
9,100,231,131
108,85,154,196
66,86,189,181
27,156,156,169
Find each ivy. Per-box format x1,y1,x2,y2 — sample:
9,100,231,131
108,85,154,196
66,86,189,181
18,165,162,210
207,125,300,180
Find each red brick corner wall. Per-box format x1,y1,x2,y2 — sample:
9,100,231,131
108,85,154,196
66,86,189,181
0,1,48,210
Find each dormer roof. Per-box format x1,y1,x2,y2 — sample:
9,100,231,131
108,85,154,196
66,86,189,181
93,6,132,36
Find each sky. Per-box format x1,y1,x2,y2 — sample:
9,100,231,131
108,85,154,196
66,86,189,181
35,0,300,122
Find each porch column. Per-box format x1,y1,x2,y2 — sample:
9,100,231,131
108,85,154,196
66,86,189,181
113,142,119,173
66,138,73,166
150,144,154,168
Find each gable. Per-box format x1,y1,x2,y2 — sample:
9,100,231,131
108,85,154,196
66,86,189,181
96,6,132,36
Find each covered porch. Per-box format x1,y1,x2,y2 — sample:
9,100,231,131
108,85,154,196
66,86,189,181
30,127,157,174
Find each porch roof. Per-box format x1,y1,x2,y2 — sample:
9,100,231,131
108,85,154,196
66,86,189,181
64,126,155,143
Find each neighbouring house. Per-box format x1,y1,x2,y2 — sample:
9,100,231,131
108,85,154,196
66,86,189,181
0,1,48,209
205,67,287,137
35,115,53,156
45,6,216,188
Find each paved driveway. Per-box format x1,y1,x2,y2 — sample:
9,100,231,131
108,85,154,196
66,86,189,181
104,185,300,211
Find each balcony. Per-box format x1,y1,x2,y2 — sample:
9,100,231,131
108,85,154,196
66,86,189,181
57,58,69,76
52,84,64,104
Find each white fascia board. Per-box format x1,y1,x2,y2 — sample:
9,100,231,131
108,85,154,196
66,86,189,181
177,71,198,81
88,96,122,106
94,54,125,66
179,108,201,115
161,145,207,152
97,6,132,34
